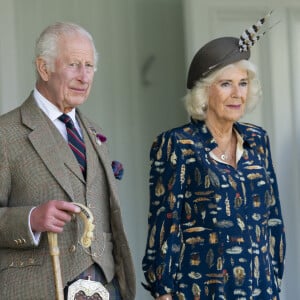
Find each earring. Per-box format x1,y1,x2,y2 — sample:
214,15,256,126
201,103,207,111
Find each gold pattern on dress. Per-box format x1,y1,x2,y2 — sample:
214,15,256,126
228,175,237,190
194,167,201,185
237,214,245,231
180,165,186,185
279,236,284,263
188,271,202,279
184,202,192,220
168,192,176,209
209,232,218,244
233,266,246,286
168,174,176,190
234,194,243,208
225,198,231,216
255,225,261,242
206,249,214,269
254,256,260,283
160,223,165,247
149,225,156,248
192,283,201,297
184,227,211,233
182,149,195,156
170,151,177,165
217,257,223,270
193,197,210,203
179,139,194,145
167,138,172,158
205,286,209,296
247,173,263,180
204,175,210,188
157,147,162,160
186,237,205,245
170,224,178,233
155,178,165,197
190,253,201,266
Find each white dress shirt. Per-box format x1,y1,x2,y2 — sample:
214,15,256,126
33,87,83,139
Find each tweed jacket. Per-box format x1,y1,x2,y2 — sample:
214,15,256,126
142,119,286,299
0,94,136,299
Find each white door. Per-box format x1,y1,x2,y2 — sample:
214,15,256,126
183,2,300,299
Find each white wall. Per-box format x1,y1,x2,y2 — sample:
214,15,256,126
0,1,187,299
183,2,300,300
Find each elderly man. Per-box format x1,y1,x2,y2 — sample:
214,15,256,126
0,22,135,299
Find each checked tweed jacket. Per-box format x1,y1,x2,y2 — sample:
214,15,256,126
0,94,136,300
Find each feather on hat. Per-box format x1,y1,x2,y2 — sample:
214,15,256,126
187,11,275,89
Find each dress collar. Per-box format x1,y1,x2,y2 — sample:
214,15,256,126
190,118,253,151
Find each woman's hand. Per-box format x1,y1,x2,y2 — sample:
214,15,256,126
156,294,172,300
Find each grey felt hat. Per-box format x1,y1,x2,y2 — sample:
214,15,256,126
186,37,250,89
186,11,274,89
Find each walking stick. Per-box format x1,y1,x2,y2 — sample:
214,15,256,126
48,203,95,300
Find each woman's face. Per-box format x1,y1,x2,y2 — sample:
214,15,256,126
206,65,248,125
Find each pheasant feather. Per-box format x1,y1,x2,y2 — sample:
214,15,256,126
239,11,275,52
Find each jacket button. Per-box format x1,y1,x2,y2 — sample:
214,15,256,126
69,245,76,253
28,258,35,264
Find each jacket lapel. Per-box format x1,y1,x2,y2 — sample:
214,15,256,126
20,95,76,200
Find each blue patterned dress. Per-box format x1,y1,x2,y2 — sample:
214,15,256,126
142,119,286,300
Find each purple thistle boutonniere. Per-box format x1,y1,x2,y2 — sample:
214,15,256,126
111,160,124,180
89,127,107,145
96,133,107,145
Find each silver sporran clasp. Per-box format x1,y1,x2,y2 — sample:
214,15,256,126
67,277,109,300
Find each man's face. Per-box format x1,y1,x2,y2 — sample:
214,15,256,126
40,33,95,113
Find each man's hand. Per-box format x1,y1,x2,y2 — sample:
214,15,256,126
30,200,81,233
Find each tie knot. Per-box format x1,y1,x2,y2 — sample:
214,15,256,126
58,114,74,128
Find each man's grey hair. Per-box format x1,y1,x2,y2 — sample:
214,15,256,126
34,22,98,76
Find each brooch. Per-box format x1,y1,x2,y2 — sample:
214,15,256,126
89,127,107,145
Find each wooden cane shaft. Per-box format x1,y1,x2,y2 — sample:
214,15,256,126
48,232,64,300
47,203,95,300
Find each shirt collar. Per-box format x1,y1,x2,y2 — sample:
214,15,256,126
33,87,76,122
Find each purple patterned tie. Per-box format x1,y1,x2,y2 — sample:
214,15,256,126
58,114,86,177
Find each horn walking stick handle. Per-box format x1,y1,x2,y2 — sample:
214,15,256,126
48,203,95,300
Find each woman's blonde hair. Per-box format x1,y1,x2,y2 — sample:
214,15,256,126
183,60,262,120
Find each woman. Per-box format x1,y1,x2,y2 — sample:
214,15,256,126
142,15,286,300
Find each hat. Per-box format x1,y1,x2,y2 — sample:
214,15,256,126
186,11,274,89
187,37,250,89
